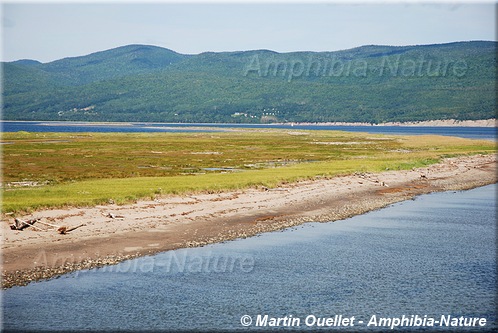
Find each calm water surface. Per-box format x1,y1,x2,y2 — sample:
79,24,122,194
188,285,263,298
1,121,496,141
3,184,496,331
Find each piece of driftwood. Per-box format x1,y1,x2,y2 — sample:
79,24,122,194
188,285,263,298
10,218,43,231
35,220,61,229
105,213,125,219
10,218,87,235
57,223,86,235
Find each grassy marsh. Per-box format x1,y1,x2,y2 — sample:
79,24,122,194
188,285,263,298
2,129,495,212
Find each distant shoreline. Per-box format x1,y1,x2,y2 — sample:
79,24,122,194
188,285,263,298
2,118,496,127
276,119,497,128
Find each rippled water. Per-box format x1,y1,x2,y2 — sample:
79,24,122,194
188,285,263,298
2,185,496,331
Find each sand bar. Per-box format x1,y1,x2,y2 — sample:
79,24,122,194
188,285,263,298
2,153,496,288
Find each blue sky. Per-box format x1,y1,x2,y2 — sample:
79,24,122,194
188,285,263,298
1,2,496,62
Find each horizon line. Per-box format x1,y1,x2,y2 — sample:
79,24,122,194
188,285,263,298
4,40,496,64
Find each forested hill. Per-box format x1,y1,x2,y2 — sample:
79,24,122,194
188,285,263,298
2,41,496,123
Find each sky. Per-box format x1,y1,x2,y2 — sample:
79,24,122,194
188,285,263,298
1,1,496,63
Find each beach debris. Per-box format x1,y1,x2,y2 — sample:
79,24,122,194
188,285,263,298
57,224,86,235
260,186,290,192
104,212,125,219
10,218,86,235
10,218,43,231
35,220,62,229
270,188,290,192
355,172,387,186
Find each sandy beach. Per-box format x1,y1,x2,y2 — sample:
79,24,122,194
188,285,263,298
279,119,497,127
2,153,496,288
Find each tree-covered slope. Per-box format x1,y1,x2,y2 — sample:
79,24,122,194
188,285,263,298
2,41,496,123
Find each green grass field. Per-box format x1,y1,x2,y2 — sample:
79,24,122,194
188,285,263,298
2,129,495,212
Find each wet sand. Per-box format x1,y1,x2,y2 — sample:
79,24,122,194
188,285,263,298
2,154,496,288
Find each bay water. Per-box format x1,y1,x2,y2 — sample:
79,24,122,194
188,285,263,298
2,184,496,331
1,121,496,141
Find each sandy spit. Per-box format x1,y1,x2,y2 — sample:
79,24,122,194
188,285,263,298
279,119,497,127
2,154,496,288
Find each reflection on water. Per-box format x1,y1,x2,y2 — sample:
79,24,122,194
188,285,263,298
3,185,496,331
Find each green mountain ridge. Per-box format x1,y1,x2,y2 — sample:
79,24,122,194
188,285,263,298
2,41,496,123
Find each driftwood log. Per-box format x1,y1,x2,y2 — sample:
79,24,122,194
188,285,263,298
10,218,43,231
35,220,61,229
57,224,86,235
10,218,86,235
104,212,125,219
